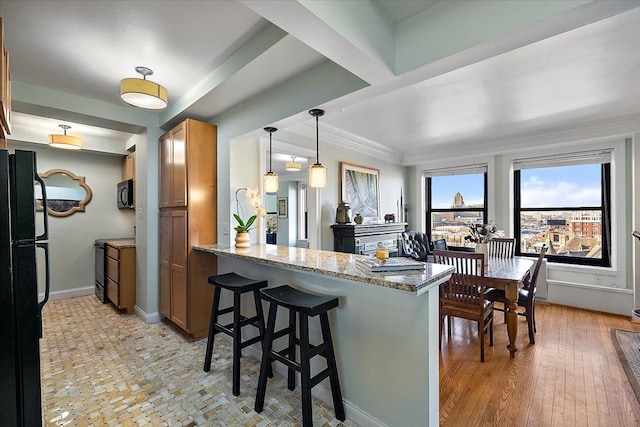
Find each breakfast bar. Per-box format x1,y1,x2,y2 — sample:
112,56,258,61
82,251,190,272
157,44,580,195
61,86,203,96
194,244,454,427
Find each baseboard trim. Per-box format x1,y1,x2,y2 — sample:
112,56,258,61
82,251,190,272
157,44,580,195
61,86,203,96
41,286,94,301
134,305,162,324
220,335,388,427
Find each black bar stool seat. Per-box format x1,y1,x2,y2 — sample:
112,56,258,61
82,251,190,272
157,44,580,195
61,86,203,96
254,285,345,427
203,272,271,396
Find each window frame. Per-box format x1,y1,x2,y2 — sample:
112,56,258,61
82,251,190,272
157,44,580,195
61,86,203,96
513,163,611,267
425,171,488,249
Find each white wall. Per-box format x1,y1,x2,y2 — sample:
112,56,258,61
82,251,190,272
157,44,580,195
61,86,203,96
9,141,135,297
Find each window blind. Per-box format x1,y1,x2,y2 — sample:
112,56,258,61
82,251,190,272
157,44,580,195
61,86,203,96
513,150,611,171
423,163,487,177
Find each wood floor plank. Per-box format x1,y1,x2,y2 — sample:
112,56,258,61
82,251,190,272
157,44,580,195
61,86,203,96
440,303,640,426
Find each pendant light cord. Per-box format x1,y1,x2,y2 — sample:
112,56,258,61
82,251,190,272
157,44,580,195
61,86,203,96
269,131,273,173
315,114,319,164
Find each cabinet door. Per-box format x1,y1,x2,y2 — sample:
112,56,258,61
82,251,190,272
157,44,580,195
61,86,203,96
170,124,187,207
158,133,172,208
170,210,188,330
158,211,171,318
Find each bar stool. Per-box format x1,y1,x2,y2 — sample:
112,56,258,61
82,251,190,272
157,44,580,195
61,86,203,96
254,285,345,427
203,272,271,396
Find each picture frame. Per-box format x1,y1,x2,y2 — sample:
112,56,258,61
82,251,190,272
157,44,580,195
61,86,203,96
340,162,380,220
277,197,288,218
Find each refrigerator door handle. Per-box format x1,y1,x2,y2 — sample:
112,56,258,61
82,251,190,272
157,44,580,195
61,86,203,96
36,242,50,337
34,174,49,241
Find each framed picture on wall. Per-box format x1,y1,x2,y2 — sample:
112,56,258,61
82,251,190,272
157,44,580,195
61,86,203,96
277,197,288,218
340,162,380,220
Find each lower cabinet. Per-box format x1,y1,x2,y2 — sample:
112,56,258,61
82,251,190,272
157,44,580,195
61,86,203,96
159,209,215,338
105,244,136,313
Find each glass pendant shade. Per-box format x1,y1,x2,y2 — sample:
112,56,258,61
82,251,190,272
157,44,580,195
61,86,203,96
309,163,327,188
264,172,279,193
263,126,278,194
48,124,82,150
120,67,168,110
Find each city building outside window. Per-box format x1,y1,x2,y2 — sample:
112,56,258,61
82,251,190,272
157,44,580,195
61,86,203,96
424,164,488,248
513,150,611,267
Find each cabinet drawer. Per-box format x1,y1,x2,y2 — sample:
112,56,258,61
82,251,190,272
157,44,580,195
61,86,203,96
106,277,119,306
106,256,119,283
106,245,119,261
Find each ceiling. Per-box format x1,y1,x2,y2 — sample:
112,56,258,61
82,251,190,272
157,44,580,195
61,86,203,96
2,1,640,174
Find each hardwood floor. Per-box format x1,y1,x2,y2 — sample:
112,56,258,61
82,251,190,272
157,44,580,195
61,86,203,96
439,303,640,426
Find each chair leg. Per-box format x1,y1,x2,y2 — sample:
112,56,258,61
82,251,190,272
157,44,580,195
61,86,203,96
255,302,278,414
447,315,452,338
299,314,313,427
489,314,494,347
203,286,221,372
232,292,242,396
320,313,345,422
526,306,535,345
252,290,273,378
287,310,297,391
532,300,537,333
479,318,485,363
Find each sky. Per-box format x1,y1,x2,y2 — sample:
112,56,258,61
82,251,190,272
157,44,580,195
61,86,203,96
431,164,602,208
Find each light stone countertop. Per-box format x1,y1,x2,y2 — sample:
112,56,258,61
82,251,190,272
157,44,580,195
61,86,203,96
101,238,136,249
194,244,453,296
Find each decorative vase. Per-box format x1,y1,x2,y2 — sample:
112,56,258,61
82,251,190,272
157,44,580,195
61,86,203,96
475,242,489,267
335,201,352,224
354,213,363,224
235,232,250,248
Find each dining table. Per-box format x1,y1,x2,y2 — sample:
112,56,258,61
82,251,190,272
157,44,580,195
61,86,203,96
483,255,535,357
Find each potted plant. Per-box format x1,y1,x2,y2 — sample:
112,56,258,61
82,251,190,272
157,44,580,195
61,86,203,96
234,187,266,248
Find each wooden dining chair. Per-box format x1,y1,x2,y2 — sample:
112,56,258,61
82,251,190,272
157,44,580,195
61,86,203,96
488,237,515,258
485,245,547,344
433,249,494,362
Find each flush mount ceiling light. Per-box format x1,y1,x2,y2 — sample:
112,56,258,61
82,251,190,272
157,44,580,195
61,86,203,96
285,156,302,172
263,127,278,194
308,108,327,188
48,124,82,150
120,66,168,110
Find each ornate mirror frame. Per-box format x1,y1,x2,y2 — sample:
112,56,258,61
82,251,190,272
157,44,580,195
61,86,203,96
37,168,93,217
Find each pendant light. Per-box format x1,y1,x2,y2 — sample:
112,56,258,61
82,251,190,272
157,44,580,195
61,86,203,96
120,66,168,110
263,127,278,194
285,156,302,172
48,124,82,150
308,109,327,188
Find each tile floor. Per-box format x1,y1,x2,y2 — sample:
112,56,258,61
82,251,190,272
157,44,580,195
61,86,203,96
40,295,357,426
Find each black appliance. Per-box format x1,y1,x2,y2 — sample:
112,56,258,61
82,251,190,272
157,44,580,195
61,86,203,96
0,149,50,427
117,179,134,209
94,241,107,302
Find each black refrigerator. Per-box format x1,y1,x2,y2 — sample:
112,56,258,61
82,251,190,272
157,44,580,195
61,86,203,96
0,149,50,427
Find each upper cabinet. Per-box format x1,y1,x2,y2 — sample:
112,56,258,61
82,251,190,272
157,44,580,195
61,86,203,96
122,151,136,181
0,17,12,145
159,122,187,208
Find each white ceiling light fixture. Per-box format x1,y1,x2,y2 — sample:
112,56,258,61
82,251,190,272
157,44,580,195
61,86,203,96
285,156,302,172
263,127,278,194
308,109,327,188
120,66,168,110
48,124,82,150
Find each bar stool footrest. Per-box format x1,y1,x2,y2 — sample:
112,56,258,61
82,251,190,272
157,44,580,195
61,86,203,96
310,368,331,389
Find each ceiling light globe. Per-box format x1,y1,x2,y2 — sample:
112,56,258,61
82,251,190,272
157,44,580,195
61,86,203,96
120,77,168,109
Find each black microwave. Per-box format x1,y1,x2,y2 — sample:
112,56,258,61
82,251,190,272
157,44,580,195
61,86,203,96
117,179,134,209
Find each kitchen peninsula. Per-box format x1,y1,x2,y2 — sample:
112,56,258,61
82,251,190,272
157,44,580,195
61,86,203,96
194,244,453,427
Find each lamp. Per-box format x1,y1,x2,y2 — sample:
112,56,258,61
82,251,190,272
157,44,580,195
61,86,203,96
285,156,302,172
308,108,327,188
263,127,278,194
120,66,168,110
48,124,82,150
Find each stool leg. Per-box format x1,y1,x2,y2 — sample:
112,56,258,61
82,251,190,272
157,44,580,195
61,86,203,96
255,302,277,414
203,286,222,372
232,291,242,396
320,313,345,421
287,309,297,391
252,290,273,378
299,313,313,427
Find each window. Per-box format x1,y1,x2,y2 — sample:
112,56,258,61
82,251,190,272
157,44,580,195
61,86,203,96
425,165,488,248
513,150,611,267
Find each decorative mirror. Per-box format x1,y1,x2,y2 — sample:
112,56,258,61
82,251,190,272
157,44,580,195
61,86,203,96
36,169,92,217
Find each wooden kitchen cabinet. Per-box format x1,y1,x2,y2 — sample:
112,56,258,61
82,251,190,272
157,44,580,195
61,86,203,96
122,151,135,181
158,118,217,338
106,244,136,314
